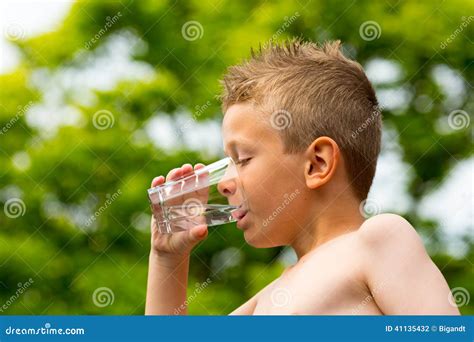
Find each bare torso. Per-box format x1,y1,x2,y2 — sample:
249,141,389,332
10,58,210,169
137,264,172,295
230,214,458,316
251,231,383,315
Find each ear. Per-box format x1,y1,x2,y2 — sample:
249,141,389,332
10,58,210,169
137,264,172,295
304,137,340,190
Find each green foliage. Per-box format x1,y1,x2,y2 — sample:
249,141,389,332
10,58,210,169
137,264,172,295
0,0,472,315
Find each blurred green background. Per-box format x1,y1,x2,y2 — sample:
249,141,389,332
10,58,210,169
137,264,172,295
0,0,472,315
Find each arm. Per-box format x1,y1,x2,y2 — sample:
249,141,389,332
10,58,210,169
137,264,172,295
359,213,460,315
145,164,209,315
145,252,190,315
229,293,259,315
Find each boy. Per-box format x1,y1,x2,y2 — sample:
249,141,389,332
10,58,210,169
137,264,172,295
145,40,459,315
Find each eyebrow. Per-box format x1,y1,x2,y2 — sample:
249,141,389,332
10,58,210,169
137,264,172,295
223,138,254,156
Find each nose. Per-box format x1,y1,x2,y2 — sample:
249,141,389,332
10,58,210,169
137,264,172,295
217,159,240,200
217,179,237,197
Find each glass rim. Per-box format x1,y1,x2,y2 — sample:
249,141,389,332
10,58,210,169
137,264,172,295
147,156,235,196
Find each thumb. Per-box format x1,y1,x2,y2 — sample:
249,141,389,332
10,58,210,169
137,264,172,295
188,225,208,244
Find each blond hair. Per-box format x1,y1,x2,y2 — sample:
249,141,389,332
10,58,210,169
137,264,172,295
220,39,381,200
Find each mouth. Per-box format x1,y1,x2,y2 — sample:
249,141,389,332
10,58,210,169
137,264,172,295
231,207,248,229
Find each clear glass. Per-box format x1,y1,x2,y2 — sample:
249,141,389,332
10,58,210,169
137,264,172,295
147,157,246,234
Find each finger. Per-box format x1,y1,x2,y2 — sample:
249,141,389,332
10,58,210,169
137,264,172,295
151,175,165,188
166,168,182,182
149,176,165,211
180,164,196,198
195,166,210,199
181,163,193,176
168,225,207,254
182,164,207,203
182,170,198,197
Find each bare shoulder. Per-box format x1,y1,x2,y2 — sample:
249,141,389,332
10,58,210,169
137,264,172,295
357,213,426,254
355,214,459,315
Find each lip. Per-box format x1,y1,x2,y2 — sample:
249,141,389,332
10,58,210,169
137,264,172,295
232,208,248,229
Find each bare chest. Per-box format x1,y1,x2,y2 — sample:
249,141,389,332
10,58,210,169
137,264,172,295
253,247,382,315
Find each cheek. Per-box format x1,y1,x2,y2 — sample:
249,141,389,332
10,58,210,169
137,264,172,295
246,177,304,241
238,155,305,237
243,171,279,215
245,158,299,202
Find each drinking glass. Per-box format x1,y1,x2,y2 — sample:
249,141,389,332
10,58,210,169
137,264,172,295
147,157,247,234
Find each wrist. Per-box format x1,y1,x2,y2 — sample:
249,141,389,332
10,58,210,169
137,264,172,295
149,249,190,268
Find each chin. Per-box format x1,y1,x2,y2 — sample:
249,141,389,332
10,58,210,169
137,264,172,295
243,226,281,248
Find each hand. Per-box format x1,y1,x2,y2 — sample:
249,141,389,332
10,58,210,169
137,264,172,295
149,163,209,258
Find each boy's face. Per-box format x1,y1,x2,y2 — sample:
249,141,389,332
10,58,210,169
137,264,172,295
221,102,309,247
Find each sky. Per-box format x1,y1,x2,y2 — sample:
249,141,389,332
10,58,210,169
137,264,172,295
1,0,472,256
0,0,73,73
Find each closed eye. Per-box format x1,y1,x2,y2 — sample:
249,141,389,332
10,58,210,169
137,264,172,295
235,157,252,166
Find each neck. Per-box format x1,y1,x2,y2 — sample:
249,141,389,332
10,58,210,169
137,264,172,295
290,197,365,261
